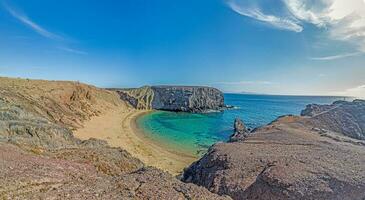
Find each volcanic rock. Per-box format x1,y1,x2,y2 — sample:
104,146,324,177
183,103,365,200
229,118,249,142
301,100,365,140
113,86,225,113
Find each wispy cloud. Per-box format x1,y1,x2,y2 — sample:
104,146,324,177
3,2,63,40
226,0,365,55
226,0,303,32
2,2,87,55
310,52,363,61
57,47,88,55
215,80,275,85
284,0,365,52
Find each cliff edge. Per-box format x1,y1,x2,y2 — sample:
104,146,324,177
112,85,225,113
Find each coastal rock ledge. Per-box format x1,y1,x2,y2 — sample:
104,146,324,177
183,100,365,200
112,86,225,113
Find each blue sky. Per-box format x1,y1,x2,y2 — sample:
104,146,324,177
0,0,365,97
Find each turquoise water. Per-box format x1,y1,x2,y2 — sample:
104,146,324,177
137,94,350,155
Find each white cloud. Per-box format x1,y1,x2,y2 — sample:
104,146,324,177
226,0,365,54
283,0,331,27
226,0,303,32
284,0,365,52
309,52,363,60
3,2,63,40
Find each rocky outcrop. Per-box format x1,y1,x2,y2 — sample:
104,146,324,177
229,118,249,142
0,99,78,149
301,100,365,140
113,86,155,110
113,86,225,113
151,86,225,112
0,77,230,200
183,104,365,200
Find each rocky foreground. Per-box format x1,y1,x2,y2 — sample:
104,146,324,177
183,100,365,200
1,77,364,200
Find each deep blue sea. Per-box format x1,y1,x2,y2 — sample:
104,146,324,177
137,94,350,155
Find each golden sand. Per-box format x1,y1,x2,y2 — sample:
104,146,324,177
73,106,197,175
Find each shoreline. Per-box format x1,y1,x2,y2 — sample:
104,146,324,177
73,106,198,175
131,111,198,157
132,111,201,156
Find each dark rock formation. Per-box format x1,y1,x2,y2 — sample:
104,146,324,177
112,86,225,113
301,99,365,140
151,86,225,112
229,118,249,142
183,105,365,200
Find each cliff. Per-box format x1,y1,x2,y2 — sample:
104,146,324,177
113,86,225,113
183,101,365,200
115,86,155,110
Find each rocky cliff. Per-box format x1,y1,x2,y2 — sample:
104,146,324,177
0,77,230,200
301,100,365,140
113,86,225,113
183,101,365,200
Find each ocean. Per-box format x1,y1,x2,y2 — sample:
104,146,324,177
136,94,350,155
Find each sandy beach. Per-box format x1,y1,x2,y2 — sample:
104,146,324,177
73,106,198,175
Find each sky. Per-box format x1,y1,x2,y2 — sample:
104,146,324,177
0,0,365,98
